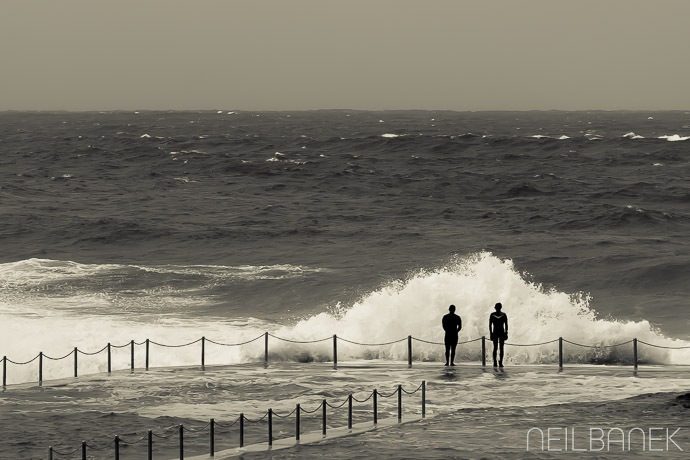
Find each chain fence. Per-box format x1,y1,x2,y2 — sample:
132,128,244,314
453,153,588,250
46,381,426,459
4,333,689,388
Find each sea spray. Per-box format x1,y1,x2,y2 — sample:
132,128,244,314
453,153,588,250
1,253,688,385
275,252,685,365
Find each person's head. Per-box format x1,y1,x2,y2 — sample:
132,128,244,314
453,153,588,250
495,302,502,311
449,304,456,312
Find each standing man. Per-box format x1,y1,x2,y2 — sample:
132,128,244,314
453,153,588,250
489,302,508,367
442,304,462,366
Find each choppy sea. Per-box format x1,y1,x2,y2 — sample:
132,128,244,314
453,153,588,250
1,110,690,459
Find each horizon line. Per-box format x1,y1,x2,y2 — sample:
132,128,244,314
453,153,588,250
2,108,690,114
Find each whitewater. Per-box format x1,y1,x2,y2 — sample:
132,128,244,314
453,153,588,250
1,110,689,459
2,252,689,388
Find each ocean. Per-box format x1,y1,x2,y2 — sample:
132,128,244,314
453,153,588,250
1,110,690,459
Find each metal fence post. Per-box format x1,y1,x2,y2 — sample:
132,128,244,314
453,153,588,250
481,336,486,367
333,335,338,369
2,356,6,387
145,339,150,370
422,380,426,418
558,337,563,370
348,394,353,430
201,337,206,370
322,400,327,436
81,441,86,460
130,340,135,371
397,384,402,422
295,404,301,441
48,446,53,460
148,430,153,460
633,338,638,370
408,335,412,368
210,418,215,456
240,414,245,448
107,343,112,374
74,347,78,378
373,389,378,425
115,435,120,460
264,332,269,366
179,424,184,460
268,409,273,447
39,352,43,386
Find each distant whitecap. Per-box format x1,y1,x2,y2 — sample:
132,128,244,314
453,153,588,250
381,133,399,138
659,134,690,142
140,134,151,138
623,132,644,139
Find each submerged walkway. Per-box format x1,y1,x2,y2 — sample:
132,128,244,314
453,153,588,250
4,362,690,459
184,416,424,460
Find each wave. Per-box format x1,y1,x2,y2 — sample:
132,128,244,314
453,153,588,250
659,135,690,142
0,258,323,291
274,253,687,364
1,253,687,385
552,203,678,230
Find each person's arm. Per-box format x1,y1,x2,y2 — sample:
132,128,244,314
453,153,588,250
505,315,508,334
489,316,493,334
458,316,462,332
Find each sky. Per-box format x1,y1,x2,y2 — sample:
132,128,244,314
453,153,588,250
1,0,689,111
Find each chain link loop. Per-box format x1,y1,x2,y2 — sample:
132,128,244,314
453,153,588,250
206,334,265,347
563,339,633,348
267,333,331,344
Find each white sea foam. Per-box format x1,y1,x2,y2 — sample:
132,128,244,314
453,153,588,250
1,253,687,385
0,259,321,287
623,132,644,139
270,253,687,365
529,135,570,140
381,133,400,138
659,134,690,142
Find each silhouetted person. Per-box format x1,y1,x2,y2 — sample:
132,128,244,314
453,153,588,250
489,302,508,367
442,304,462,366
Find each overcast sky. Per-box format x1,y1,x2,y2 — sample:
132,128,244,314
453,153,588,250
2,0,689,111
